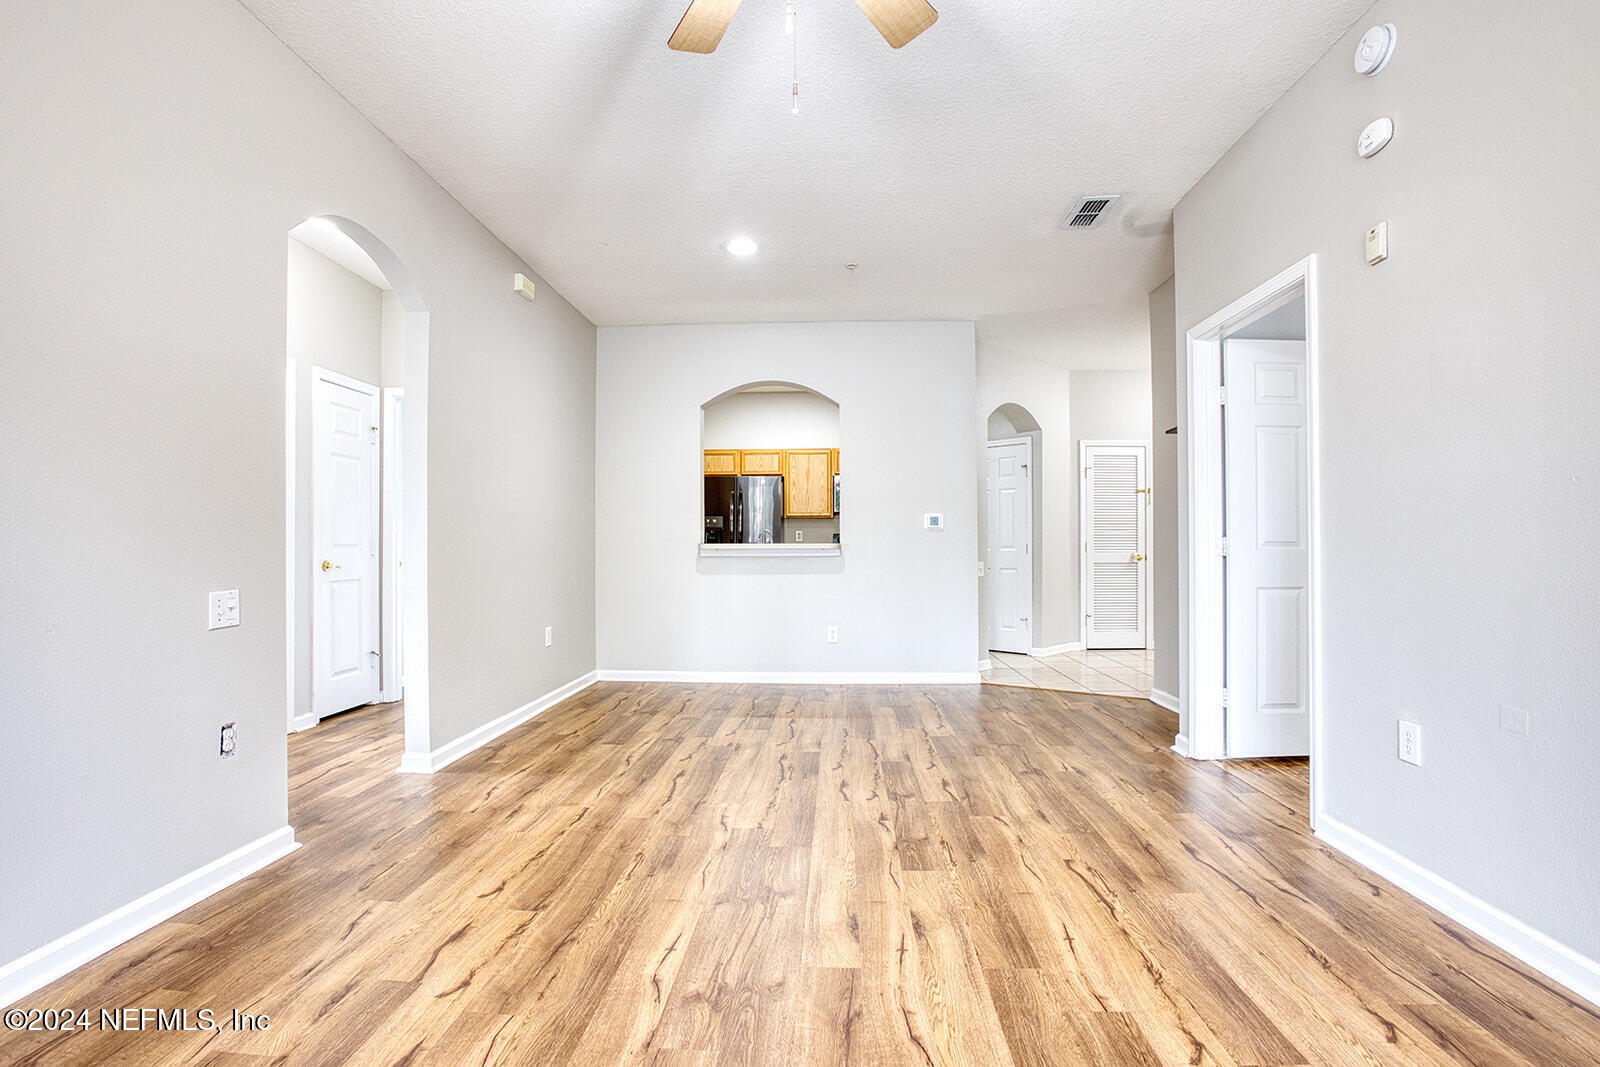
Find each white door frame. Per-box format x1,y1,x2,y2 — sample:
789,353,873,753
986,436,1034,653
1182,255,1323,823
311,366,381,720
1079,439,1150,649
380,387,404,703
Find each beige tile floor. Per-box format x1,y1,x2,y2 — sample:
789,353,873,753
981,647,1155,697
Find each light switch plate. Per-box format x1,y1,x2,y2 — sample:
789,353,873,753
208,590,240,630
1498,704,1530,736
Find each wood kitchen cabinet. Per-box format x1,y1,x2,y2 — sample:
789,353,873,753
739,450,784,476
703,450,739,476
784,449,834,518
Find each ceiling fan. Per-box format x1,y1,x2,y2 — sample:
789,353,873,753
669,0,938,53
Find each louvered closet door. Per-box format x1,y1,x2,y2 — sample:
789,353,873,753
1084,444,1148,649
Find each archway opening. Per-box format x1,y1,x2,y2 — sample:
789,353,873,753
700,382,841,548
285,215,432,770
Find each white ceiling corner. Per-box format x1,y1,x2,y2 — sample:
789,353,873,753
243,0,1371,326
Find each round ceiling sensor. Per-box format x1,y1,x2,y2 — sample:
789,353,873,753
1354,23,1397,76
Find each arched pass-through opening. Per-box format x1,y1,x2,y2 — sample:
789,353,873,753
284,215,433,773
700,381,841,552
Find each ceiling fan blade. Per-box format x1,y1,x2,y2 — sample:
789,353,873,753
854,0,938,48
668,0,743,53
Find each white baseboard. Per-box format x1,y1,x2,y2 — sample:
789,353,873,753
595,670,981,685
1170,733,1191,758
398,670,599,774
0,826,298,1009
1316,814,1600,1009
1028,642,1084,657
1149,688,1180,714
977,659,992,672
289,713,317,733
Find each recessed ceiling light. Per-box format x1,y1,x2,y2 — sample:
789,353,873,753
725,236,758,257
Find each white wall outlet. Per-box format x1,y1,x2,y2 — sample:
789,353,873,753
923,513,944,530
1498,705,1530,737
208,590,240,630
977,560,985,577
795,530,804,542
1397,719,1422,765
219,721,237,759
825,624,839,644
544,626,553,648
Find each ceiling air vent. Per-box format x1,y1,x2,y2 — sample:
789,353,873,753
1062,195,1121,229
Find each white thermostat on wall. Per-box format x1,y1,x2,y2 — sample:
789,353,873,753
923,513,944,530
1357,117,1394,158
1354,23,1397,76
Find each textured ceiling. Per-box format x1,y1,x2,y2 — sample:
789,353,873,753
240,0,1371,326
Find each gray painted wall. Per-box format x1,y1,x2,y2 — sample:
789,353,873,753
1148,277,1179,699
1174,0,1600,960
598,322,978,675
0,0,596,966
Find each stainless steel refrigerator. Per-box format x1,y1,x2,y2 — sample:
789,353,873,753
704,475,784,544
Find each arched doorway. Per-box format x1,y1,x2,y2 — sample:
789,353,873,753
285,215,432,770
984,403,1043,656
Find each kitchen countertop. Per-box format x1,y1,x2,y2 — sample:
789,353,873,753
698,543,842,558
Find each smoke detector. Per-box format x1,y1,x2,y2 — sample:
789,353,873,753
1061,195,1121,229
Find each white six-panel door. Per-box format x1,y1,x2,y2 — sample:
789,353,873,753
313,370,380,718
986,439,1032,653
1223,339,1310,757
1083,443,1148,649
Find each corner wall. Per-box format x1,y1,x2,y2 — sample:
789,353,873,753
1173,0,1600,971
1148,277,1179,703
0,0,596,981
597,322,978,677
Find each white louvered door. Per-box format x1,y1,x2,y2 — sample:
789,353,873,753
1083,443,1148,649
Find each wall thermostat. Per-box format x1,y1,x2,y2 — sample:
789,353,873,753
923,513,944,530
1357,117,1394,158
1354,23,1397,76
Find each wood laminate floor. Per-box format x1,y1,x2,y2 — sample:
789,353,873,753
5,683,1598,1065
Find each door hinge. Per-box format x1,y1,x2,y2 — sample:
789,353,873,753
1219,537,1230,557
1220,688,1230,708
1215,386,1229,405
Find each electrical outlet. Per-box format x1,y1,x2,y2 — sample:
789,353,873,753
826,625,839,644
1397,720,1421,766
977,560,985,577
1499,705,1530,737
544,626,553,648
795,530,804,542
219,722,237,759
208,590,240,630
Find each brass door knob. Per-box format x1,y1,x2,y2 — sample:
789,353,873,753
1133,554,1146,562
321,560,341,572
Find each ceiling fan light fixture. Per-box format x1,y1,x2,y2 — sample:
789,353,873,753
725,236,759,257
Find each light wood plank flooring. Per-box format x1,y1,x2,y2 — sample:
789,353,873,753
4,683,1598,1065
